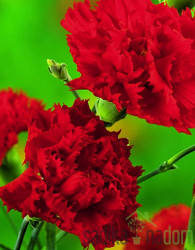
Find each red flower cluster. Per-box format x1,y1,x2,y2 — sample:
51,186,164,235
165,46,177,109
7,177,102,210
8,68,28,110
125,204,191,249
62,0,195,133
0,89,44,165
0,100,142,250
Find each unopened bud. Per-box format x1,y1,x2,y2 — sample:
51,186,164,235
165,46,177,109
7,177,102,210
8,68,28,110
47,59,71,83
94,98,126,127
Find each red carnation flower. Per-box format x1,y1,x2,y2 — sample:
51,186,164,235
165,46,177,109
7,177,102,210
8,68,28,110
0,89,44,165
125,204,191,249
0,99,142,250
61,0,195,134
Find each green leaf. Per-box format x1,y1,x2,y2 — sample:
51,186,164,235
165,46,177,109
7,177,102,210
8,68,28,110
184,197,195,249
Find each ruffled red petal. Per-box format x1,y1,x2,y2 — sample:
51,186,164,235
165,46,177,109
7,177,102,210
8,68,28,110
1,99,142,249
0,89,44,165
62,0,195,133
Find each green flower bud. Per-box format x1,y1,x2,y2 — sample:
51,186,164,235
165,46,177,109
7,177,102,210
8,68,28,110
47,59,71,83
166,0,195,13
94,98,126,127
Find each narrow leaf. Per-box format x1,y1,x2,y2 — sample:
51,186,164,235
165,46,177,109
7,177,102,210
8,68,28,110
46,223,56,250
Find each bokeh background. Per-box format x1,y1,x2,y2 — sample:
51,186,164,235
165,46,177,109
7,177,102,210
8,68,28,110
0,0,194,249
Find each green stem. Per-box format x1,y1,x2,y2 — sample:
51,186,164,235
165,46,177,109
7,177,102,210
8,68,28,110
41,230,68,250
27,222,44,250
46,223,56,250
71,89,81,100
36,239,42,250
65,74,81,100
184,197,195,249
167,145,195,165
14,217,29,250
137,169,161,184
137,145,195,184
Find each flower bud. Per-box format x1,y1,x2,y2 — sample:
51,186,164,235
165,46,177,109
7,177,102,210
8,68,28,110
94,98,126,127
47,59,71,83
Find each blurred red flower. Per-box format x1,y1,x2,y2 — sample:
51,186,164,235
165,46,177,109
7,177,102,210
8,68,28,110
0,89,44,165
0,99,142,250
125,204,191,249
62,0,195,134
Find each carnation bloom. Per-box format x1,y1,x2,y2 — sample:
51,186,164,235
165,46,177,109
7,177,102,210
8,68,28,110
0,89,44,165
0,100,142,250
61,0,195,134
125,204,191,249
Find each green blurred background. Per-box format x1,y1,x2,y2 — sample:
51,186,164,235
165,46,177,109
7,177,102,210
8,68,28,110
0,0,194,249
